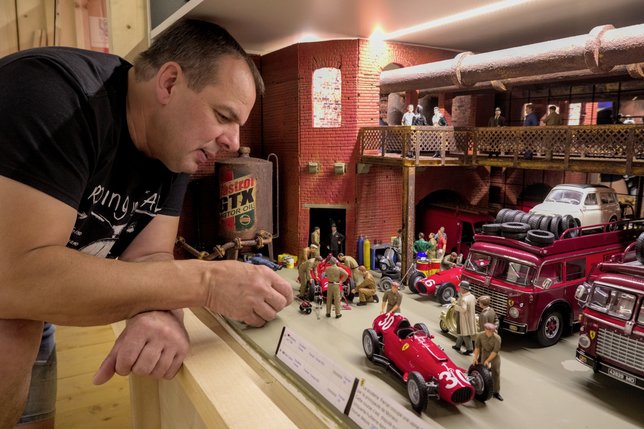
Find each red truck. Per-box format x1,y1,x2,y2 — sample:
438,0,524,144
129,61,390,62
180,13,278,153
418,204,494,258
574,246,644,390
460,219,644,346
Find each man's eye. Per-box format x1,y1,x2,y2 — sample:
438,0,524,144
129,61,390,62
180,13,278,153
215,111,229,122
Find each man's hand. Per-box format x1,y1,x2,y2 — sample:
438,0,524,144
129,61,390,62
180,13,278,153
204,261,293,327
93,310,189,385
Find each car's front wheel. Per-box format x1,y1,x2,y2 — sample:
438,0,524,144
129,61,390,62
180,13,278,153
362,329,381,361
407,371,428,413
437,283,457,304
468,364,493,402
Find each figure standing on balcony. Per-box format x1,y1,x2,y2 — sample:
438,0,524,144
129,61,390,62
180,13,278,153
542,105,563,125
412,105,428,125
488,107,506,127
523,104,539,126
432,107,448,126
401,104,415,126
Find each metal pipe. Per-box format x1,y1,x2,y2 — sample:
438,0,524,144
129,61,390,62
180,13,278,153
380,24,644,94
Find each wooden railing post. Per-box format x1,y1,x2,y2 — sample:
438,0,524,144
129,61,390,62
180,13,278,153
626,127,635,175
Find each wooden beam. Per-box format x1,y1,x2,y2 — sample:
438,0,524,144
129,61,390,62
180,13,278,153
401,165,416,279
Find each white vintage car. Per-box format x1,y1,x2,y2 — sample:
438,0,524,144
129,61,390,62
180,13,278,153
529,184,621,227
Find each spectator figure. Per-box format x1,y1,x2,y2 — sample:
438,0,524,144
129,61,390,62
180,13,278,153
412,105,428,125
441,251,460,271
488,107,506,127
451,281,476,355
327,223,345,256
392,228,402,252
413,232,431,258
623,115,636,124
432,107,448,126
353,266,379,306
427,232,438,259
523,104,539,126
381,282,403,314
436,226,447,259
324,257,348,318
473,323,503,401
477,295,499,331
542,105,563,125
401,104,415,126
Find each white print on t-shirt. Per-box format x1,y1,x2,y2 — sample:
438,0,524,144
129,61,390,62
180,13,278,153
87,185,162,222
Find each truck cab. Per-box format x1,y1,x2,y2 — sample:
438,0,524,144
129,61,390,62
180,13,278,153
574,256,644,390
460,220,644,346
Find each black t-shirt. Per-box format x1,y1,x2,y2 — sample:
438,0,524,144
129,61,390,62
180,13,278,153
0,47,188,258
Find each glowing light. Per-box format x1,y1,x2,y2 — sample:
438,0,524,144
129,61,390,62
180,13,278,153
370,25,385,42
298,32,321,43
383,0,535,40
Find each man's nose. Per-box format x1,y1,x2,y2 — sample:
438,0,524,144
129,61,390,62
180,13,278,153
217,125,240,152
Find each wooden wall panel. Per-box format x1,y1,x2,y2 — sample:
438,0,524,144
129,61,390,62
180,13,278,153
0,1,18,56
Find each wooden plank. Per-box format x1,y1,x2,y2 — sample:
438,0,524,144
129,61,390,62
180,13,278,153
16,0,46,50
0,1,18,56
107,0,148,58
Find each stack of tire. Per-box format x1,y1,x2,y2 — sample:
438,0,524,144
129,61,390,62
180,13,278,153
480,208,578,247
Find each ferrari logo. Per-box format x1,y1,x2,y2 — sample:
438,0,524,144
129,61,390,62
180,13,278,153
508,299,514,306
402,343,410,351
589,330,596,340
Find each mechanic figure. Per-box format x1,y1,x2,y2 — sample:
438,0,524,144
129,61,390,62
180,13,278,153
325,257,348,319
440,251,460,271
477,295,498,331
246,253,282,271
451,281,476,355
311,226,321,250
353,266,379,306
338,253,360,283
309,243,320,259
473,322,503,401
381,282,403,314
297,256,322,298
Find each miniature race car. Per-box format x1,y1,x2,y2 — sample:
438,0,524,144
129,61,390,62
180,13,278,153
304,254,355,302
407,266,463,304
362,313,493,412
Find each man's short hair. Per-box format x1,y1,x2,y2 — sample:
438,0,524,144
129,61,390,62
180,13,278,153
495,107,501,112
391,282,400,288
549,105,557,110
328,257,338,265
134,19,264,94
484,322,496,331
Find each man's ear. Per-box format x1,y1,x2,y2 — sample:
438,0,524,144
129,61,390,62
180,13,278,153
155,62,182,105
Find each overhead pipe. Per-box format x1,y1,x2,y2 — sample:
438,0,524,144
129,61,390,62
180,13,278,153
380,24,644,94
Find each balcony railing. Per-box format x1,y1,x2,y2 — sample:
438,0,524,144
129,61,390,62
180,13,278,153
359,125,644,171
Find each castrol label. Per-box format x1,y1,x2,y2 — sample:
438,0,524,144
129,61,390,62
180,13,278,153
219,170,256,232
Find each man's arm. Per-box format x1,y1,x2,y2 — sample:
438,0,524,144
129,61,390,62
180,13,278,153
0,176,292,327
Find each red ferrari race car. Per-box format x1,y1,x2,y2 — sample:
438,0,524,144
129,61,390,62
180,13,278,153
362,313,493,412
407,267,463,304
304,254,355,302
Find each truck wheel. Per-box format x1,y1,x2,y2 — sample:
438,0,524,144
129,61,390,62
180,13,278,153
414,323,430,336
561,214,577,237
437,283,457,304
407,372,428,413
362,329,381,361
495,208,510,224
503,209,519,223
468,364,493,402
500,222,530,233
549,216,562,238
526,229,555,245
408,271,425,294
539,215,552,232
482,223,501,235
537,310,563,347
607,216,619,231
378,276,393,292
527,214,543,230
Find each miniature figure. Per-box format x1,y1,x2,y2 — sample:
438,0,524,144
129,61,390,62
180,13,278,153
477,295,498,331
338,253,360,282
440,251,460,271
473,323,503,401
381,282,403,314
436,227,447,259
245,253,282,271
324,257,348,319
311,226,321,249
451,281,476,355
353,266,379,306
413,232,431,258
327,223,345,256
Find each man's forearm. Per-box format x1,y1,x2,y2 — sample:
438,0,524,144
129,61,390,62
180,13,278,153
0,245,207,326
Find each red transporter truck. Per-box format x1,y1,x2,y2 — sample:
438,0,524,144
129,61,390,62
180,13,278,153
574,251,644,390
460,220,644,346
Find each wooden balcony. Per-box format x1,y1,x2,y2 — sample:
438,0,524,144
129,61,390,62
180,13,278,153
359,125,644,175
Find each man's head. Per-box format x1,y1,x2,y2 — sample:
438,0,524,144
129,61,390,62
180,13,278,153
459,281,471,293
407,104,414,113
484,322,496,336
314,226,320,232
478,295,491,307
338,253,345,261
549,105,557,112
391,282,400,291
132,19,264,174
495,107,501,116
450,252,457,258
328,257,338,265
418,232,425,239
525,104,534,113
331,223,337,232
358,265,367,274
433,106,440,114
